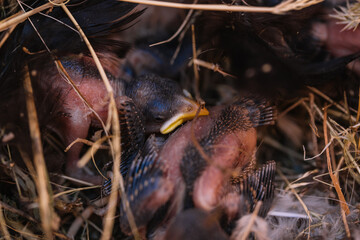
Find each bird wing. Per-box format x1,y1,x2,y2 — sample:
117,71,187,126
236,161,276,218
231,97,276,128
120,135,174,235
20,0,141,55
117,97,146,177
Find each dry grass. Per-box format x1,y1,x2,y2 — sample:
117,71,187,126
23,65,55,239
263,88,360,239
331,1,360,31
118,0,323,14
0,0,359,239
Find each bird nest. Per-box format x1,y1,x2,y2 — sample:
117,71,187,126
0,0,359,239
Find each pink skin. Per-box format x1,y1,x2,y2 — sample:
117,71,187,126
193,128,257,211
34,55,126,184
159,107,222,185
126,105,259,235
127,178,174,238
219,192,242,221
313,20,360,75
159,106,257,211
313,20,360,57
152,108,221,224
193,166,225,211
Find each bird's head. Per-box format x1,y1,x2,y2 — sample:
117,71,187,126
125,74,209,134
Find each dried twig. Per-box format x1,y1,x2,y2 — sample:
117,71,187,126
240,201,262,240
341,208,351,238
278,169,312,240
0,203,11,240
193,59,236,78
191,24,201,101
149,0,197,47
58,4,138,239
23,65,56,238
278,98,308,119
330,2,360,31
72,136,111,167
119,0,323,14
0,25,16,49
6,221,39,239
0,2,54,32
308,86,357,121
356,86,360,150
71,135,111,181
53,186,99,199
65,138,110,153
55,174,95,186
323,106,350,215
67,206,95,239
302,139,333,161
0,201,38,223
313,104,360,177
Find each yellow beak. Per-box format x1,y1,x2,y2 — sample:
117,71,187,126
160,98,209,134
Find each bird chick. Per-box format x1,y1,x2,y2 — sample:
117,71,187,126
0,0,139,183
119,146,275,238
312,18,360,76
118,97,275,236
176,98,275,211
159,162,276,240
1,0,210,185
194,1,359,99
28,55,208,184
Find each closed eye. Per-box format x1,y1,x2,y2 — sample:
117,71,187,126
155,116,164,122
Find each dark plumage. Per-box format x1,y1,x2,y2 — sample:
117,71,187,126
117,97,276,236
119,135,169,236
0,0,208,184
312,19,360,76
194,0,359,98
232,161,276,218
125,74,209,134
162,162,276,239
178,98,274,211
22,55,208,184
5,1,139,55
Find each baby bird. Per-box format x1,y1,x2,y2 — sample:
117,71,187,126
28,56,208,184
0,0,140,182
168,98,275,211
117,97,275,236
161,162,276,240
0,0,208,184
312,18,360,76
